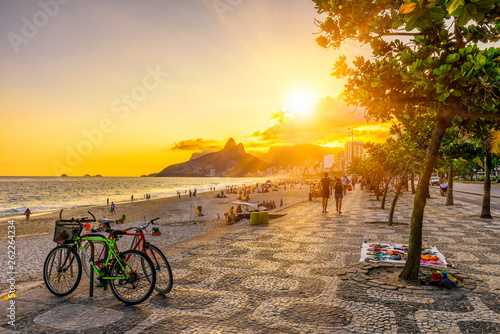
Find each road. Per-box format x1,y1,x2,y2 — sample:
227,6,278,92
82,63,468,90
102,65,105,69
429,181,500,210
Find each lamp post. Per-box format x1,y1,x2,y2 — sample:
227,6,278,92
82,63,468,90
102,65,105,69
347,127,354,175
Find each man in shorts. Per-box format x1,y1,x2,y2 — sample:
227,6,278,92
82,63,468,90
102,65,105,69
334,178,344,214
319,172,332,213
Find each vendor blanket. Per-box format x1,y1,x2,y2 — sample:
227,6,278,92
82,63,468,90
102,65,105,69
360,242,447,267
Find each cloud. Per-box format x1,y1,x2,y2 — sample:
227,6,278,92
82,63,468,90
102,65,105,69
171,138,221,151
169,96,391,156
246,96,390,148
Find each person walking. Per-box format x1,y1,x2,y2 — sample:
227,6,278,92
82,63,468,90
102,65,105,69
319,172,332,213
227,206,234,223
334,178,344,214
342,176,348,195
111,201,116,214
24,208,31,221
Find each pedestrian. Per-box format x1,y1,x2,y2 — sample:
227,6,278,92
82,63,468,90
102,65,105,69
334,178,344,214
107,198,109,205
228,206,234,223
131,195,134,202
351,178,356,190
111,201,116,214
189,190,192,198
319,172,332,213
24,208,31,221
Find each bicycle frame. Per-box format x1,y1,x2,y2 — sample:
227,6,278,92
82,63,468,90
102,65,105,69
76,235,130,280
87,217,162,270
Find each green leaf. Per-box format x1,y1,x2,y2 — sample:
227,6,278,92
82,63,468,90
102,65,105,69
446,53,460,63
405,12,421,31
428,7,446,20
438,91,451,101
457,10,472,26
466,3,477,15
447,0,464,15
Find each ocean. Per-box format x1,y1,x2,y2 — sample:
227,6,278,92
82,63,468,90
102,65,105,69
0,176,271,217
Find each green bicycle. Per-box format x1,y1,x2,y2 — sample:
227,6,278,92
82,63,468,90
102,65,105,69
43,210,156,305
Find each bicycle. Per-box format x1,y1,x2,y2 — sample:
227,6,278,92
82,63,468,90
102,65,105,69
82,217,173,294
43,210,156,305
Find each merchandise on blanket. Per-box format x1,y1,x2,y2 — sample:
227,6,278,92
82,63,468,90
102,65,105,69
360,242,447,267
369,244,390,248
424,270,466,289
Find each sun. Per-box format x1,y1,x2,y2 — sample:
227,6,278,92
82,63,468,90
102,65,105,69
287,91,315,116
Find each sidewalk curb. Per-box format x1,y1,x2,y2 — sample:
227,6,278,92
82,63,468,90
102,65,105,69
452,190,500,199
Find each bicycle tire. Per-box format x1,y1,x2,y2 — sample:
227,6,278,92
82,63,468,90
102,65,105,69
144,244,173,294
43,245,82,297
109,249,156,305
81,239,109,284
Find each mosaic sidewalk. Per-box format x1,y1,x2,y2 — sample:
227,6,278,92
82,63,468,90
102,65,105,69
2,188,500,333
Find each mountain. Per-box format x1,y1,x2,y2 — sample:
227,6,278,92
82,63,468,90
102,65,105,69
189,150,216,161
259,144,343,167
156,138,270,177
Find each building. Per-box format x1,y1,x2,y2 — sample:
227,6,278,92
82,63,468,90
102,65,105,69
344,141,364,164
335,150,348,174
324,154,335,170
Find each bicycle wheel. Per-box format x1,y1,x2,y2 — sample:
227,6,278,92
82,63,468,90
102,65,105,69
109,250,156,305
144,244,173,294
43,245,82,297
81,240,109,284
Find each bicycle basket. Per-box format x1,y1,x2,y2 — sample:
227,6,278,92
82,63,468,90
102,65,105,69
53,220,82,244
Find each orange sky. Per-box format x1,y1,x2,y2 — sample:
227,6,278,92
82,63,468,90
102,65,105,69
0,1,389,176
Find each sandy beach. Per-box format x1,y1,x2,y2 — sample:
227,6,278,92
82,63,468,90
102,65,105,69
0,183,309,289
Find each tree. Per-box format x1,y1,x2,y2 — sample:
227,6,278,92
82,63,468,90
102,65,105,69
313,0,500,280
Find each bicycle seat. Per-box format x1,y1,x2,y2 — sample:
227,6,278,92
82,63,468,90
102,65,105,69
99,218,115,224
105,229,126,237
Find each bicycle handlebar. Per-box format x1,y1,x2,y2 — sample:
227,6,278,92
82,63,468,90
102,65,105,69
58,209,97,223
130,217,160,231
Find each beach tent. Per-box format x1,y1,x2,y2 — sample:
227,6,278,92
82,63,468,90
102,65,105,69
229,200,260,211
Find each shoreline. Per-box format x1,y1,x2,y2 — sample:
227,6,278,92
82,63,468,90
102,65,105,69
0,177,283,220
0,184,309,240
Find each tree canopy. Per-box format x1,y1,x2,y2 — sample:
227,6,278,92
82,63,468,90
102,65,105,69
313,0,500,280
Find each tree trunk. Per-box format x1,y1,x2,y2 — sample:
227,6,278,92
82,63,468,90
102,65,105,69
399,114,453,281
426,185,431,199
411,171,416,194
381,177,392,209
481,146,492,218
375,178,380,201
389,163,411,226
405,175,409,192
446,161,454,205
